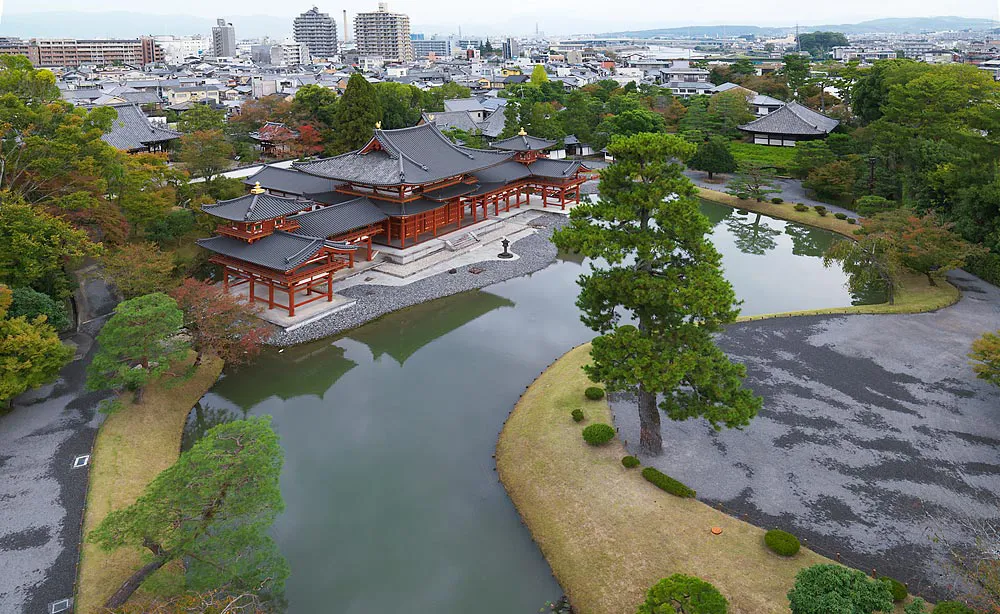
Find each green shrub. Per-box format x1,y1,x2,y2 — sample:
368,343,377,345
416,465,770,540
813,205,828,216
584,386,605,400
636,574,728,614
764,529,800,556
794,203,809,212
848,218,857,224
834,212,848,220
932,602,977,614
9,287,71,331
855,195,897,217
571,408,584,422
582,423,615,446
736,209,748,215
879,577,907,602
641,467,695,498
967,252,1000,287
771,197,783,204
904,598,927,614
787,564,893,614
736,192,749,200
621,455,640,468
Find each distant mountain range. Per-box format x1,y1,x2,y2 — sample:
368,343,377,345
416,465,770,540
602,16,1000,38
0,12,292,40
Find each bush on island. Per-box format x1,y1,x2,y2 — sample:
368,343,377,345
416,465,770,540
584,386,605,400
621,455,640,468
582,423,615,446
834,212,848,220
771,197,783,204
880,577,907,602
764,529,800,556
636,574,728,614
848,218,857,224
931,602,977,614
814,205,829,216
794,203,809,212
641,467,695,498
787,564,893,614
571,408,584,422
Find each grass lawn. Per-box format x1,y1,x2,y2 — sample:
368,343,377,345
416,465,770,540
76,353,224,614
729,142,797,175
698,187,859,237
497,344,916,614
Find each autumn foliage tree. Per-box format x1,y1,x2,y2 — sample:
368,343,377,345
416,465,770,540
179,129,233,181
89,418,289,610
102,242,177,299
0,284,73,407
171,278,271,367
970,330,1000,388
553,133,761,454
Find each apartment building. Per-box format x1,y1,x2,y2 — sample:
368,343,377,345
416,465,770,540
29,37,163,67
212,19,237,57
294,7,339,59
354,3,412,63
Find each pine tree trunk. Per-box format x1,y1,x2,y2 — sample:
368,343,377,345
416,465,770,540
194,350,204,367
133,386,145,404
637,384,662,455
925,271,936,286
103,557,168,609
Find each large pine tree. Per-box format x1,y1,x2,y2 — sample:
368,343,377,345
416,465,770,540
553,133,761,454
332,73,381,153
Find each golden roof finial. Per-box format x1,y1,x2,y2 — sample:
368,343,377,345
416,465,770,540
375,120,382,129
427,113,435,121
518,127,527,136
250,181,265,195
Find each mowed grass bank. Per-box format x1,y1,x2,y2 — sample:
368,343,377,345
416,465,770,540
76,354,223,614
497,344,836,614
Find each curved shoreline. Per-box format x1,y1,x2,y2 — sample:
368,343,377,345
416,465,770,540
269,213,569,346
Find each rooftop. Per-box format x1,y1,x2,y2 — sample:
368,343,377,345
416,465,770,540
739,101,840,136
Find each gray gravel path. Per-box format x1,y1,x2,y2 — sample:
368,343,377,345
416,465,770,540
271,213,569,346
613,270,1000,600
0,265,116,614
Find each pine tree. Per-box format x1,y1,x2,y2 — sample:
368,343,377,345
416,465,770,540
688,137,737,179
89,418,289,609
552,133,761,454
332,73,382,153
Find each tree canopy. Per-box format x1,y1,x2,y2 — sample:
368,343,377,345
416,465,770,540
636,574,729,614
970,331,1000,388
0,284,72,407
787,564,894,614
552,133,760,454
332,73,381,153
688,137,737,179
171,278,270,367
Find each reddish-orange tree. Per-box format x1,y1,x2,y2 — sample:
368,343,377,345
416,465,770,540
171,278,270,367
290,123,325,158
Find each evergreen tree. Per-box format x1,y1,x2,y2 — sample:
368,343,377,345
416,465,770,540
726,162,781,202
89,418,289,609
552,133,761,454
0,285,72,408
688,137,737,179
85,292,189,402
332,73,381,153
177,104,226,133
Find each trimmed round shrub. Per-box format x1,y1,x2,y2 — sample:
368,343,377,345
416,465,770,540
834,212,848,220
584,386,605,400
736,192,749,200
621,455,640,468
9,287,71,331
932,602,977,614
582,423,615,446
571,408,584,422
788,564,893,614
794,203,809,212
771,197,783,204
847,218,857,224
814,205,829,217
641,466,696,498
764,529,801,556
736,209,749,215
636,574,728,614
880,577,907,602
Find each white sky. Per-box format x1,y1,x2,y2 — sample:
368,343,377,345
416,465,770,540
3,0,999,36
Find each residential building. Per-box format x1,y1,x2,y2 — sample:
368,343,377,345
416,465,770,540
411,38,451,58
831,46,897,63
502,38,519,60
354,3,413,63
154,35,211,63
28,38,163,67
212,19,237,57
294,7,339,59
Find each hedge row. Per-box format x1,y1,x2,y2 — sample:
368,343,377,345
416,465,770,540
967,252,1000,287
641,467,696,498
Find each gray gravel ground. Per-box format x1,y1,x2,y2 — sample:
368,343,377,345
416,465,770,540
271,213,569,346
613,270,1000,601
0,264,116,614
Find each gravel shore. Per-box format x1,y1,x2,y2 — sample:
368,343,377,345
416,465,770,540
270,212,569,346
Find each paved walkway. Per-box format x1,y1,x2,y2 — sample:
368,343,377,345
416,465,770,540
0,264,116,614
614,270,1000,601
684,170,858,218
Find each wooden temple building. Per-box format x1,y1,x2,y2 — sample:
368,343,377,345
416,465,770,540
196,122,589,317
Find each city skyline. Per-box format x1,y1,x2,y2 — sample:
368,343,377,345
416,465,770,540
1,1,998,38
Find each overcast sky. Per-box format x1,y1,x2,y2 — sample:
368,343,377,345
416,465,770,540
3,0,999,35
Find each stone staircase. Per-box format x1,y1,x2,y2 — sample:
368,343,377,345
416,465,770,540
444,231,480,251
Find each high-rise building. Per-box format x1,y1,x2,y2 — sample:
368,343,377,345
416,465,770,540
212,18,237,57
502,38,519,60
354,3,412,63
294,7,338,59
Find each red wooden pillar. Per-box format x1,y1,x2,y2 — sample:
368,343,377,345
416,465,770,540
222,266,230,292
268,280,274,309
249,277,255,303
327,272,333,302
367,235,373,260
288,285,296,317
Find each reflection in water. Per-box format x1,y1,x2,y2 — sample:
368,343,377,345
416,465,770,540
725,211,782,255
181,401,246,452
347,290,515,365
189,204,882,614
784,223,828,257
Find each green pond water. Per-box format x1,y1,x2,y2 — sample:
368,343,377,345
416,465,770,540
187,201,877,613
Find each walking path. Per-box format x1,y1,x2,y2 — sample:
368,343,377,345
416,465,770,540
614,270,1000,600
0,264,117,614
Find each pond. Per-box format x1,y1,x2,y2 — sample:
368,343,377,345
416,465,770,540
186,201,876,613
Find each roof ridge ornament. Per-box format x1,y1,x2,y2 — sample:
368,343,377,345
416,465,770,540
250,181,265,194
375,120,382,129
517,127,527,136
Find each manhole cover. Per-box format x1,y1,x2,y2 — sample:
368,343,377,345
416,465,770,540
468,267,484,275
